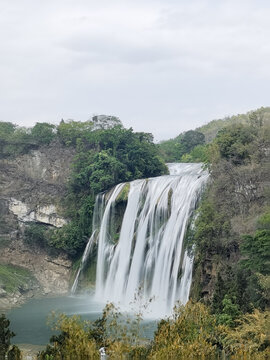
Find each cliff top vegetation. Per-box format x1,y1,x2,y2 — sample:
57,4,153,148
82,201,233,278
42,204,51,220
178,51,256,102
0,116,168,257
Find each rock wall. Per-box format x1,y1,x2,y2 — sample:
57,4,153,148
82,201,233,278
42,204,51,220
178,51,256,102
0,239,72,309
0,141,75,309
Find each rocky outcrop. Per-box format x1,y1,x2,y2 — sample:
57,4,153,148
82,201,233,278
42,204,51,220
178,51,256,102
1,239,72,298
9,199,67,227
0,140,75,206
0,141,75,309
0,238,72,310
0,267,40,310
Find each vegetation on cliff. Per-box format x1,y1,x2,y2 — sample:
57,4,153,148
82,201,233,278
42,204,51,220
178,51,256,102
51,122,167,256
0,264,35,295
189,109,270,319
0,121,56,157
0,117,167,257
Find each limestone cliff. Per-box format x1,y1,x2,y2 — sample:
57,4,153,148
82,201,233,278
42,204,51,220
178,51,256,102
0,140,75,309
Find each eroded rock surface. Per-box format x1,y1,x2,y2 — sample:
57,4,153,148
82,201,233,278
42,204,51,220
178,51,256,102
0,141,75,309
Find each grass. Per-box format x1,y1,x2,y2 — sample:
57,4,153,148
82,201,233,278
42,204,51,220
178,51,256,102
0,263,34,293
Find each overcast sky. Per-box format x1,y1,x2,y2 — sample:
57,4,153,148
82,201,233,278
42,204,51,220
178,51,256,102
0,0,269,141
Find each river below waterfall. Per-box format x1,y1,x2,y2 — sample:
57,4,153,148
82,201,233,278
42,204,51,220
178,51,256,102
6,295,157,345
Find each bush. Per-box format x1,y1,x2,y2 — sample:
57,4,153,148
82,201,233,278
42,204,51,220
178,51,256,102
31,123,56,145
23,224,49,248
0,314,21,360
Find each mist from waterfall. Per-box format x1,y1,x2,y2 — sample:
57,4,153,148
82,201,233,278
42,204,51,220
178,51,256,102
73,163,209,317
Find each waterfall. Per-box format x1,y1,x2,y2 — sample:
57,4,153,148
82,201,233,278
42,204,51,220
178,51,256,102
71,192,106,294
71,230,96,294
73,163,209,316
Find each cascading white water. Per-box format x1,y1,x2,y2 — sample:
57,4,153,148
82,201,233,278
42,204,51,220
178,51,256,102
91,163,209,317
71,192,106,294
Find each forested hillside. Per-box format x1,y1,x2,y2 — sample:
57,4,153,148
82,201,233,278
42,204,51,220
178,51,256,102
189,111,270,315
158,106,270,162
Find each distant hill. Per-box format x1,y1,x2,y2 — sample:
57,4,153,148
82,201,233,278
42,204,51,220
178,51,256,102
197,106,270,143
158,106,270,162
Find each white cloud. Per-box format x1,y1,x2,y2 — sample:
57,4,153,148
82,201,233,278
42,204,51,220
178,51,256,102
0,0,269,140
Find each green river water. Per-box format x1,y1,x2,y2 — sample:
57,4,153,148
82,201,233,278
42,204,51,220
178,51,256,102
6,296,157,346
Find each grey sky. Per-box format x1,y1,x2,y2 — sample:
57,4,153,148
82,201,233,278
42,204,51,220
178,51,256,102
0,0,269,141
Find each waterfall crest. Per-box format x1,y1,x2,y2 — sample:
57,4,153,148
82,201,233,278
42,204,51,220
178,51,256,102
73,163,209,316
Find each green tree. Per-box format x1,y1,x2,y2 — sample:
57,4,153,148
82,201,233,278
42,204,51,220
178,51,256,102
52,124,167,255
216,295,240,327
38,314,99,360
149,301,222,359
241,230,270,275
24,224,48,248
0,122,16,156
57,119,94,146
179,130,205,155
31,122,56,145
0,314,21,360
215,124,256,164
158,138,182,162
0,122,15,140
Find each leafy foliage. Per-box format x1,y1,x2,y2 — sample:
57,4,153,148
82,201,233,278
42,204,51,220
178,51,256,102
150,301,222,359
216,124,256,164
23,224,49,248
38,313,99,360
31,123,56,145
57,119,94,146
0,122,16,140
158,130,205,162
216,295,241,328
181,144,208,163
49,222,88,255
38,302,269,359
241,230,270,275
50,122,167,255
197,106,270,143
180,130,205,154
0,314,21,360
38,303,147,360
190,118,269,315
158,106,270,162
223,310,270,359
0,121,57,157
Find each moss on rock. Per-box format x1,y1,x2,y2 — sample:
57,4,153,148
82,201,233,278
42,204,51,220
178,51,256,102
0,263,35,294
116,183,130,204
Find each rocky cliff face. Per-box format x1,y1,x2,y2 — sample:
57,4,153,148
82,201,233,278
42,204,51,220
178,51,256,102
0,240,72,309
0,141,75,309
